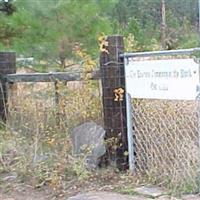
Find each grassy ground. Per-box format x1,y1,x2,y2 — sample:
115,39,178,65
0,167,138,199
0,79,106,198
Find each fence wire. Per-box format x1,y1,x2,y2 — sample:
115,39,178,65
132,98,200,194
4,60,200,195
7,78,103,133
4,76,103,176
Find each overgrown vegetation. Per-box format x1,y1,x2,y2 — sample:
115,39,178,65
0,0,200,198
0,79,101,196
0,79,139,198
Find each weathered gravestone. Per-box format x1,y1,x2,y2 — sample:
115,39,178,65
71,121,106,169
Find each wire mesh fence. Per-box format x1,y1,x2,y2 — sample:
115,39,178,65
2,74,103,187
7,77,103,133
132,98,199,194
4,72,200,194
5,64,200,195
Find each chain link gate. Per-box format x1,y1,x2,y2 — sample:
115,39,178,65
132,99,199,193
123,48,200,194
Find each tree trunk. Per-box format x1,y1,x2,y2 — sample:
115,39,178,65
160,0,166,49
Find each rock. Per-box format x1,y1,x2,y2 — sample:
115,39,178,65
156,196,169,200
2,175,17,181
3,198,15,200
134,185,166,198
182,194,200,200
2,172,18,181
157,196,181,200
33,155,49,164
66,192,152,200
71,122,106,169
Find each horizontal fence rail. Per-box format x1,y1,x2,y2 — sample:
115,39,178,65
121,47,200,58
5,70,100,82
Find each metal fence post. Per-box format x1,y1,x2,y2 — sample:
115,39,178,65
197,90,200,193
100,35,128,170
197,61,200,193
126,93,135,173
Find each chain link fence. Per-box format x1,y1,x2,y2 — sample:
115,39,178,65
132,98,199,194
8,66,200,195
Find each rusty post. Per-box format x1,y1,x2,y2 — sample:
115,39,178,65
100,35,128,170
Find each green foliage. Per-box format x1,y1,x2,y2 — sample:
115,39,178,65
0,0,199,64
0,0,113,61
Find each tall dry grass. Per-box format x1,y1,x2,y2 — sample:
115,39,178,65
0,80,102,195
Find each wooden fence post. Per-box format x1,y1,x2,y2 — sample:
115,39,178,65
100,35,128,170
0,52,16,122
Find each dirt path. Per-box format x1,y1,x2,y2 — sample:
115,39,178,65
0,184,54,200
2,187,200,200
66,192,152,200
1,171,200,200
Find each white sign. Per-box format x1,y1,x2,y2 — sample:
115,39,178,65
125,59,199,100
